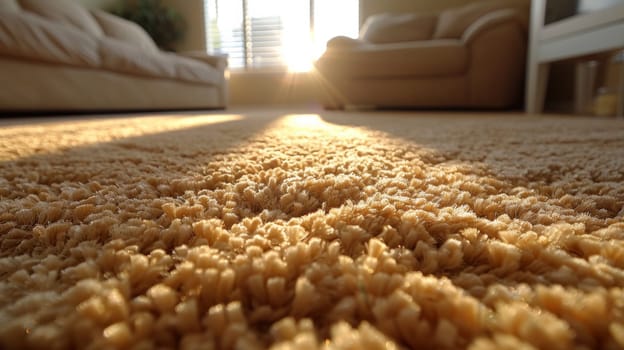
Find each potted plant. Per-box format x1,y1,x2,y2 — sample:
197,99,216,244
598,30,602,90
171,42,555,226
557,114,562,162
113,0,185,51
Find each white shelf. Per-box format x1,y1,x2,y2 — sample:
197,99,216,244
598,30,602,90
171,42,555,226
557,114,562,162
541,3,624,41
525,0,624,114
539,21,624,61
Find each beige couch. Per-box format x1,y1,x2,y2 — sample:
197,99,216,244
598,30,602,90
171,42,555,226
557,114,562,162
315,0,529,109
0,0,228,112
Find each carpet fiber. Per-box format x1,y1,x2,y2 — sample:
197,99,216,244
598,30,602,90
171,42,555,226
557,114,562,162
1,110,624,349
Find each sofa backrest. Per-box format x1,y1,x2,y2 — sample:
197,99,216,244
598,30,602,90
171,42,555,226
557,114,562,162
19,0,104,37
0,0,21,13
8,0,158,52
0,10,101,67
360,12,439,44
359,0,529,44
91,10,159,54
433,0,529,39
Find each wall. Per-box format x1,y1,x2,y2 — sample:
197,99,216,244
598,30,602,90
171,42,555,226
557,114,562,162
228,72,326,106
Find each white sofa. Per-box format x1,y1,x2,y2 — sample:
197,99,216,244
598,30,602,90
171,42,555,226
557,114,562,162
0,0,228,112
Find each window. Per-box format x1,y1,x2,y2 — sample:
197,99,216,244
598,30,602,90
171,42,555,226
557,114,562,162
204,0,359,72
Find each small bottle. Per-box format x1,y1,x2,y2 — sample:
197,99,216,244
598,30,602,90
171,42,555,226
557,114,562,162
594,87,617,117
575,60,598,115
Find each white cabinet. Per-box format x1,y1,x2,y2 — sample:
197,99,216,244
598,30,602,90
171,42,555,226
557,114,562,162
525,0,624,114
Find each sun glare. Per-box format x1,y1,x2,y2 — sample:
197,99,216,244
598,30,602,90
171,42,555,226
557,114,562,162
284,114,324,128
282,0,359,72
0,114,246,161
283,43,315,73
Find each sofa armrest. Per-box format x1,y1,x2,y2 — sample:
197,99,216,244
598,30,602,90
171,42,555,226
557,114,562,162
180,51,228,70
461,9,526,45
462,9,527,107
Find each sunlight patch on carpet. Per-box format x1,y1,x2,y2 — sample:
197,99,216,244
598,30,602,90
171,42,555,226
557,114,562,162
0,114,245,161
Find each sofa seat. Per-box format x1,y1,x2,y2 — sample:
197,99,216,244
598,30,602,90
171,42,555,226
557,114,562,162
0,57,226,111
0,0,228,112
319,39,468,79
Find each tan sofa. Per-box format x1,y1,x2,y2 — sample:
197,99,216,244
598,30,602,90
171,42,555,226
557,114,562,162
0,0,228,112
315,0,529,109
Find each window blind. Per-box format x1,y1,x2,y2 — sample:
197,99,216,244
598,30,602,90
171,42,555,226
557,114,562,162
205,0,358,71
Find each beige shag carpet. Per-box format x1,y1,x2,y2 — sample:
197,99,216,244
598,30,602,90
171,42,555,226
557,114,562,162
1,109,624,350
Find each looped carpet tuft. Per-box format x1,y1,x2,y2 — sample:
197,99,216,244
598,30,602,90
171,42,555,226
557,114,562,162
0,110,623,349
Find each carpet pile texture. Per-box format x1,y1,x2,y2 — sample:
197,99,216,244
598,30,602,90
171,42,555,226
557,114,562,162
0,111,623,350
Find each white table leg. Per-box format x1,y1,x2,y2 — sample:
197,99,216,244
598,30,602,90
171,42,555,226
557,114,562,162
526,62,550,114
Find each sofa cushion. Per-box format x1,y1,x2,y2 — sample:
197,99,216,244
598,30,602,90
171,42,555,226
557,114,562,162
317,40,468,79
0,0,20,12
0,11,219,86
98,38,222,85
92,10,158,53
0,11,100,66
360,12,437,43
18,0,103,37
433,0,529,39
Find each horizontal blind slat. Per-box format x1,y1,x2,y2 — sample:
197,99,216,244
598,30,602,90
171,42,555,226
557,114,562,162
206,0,358,70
